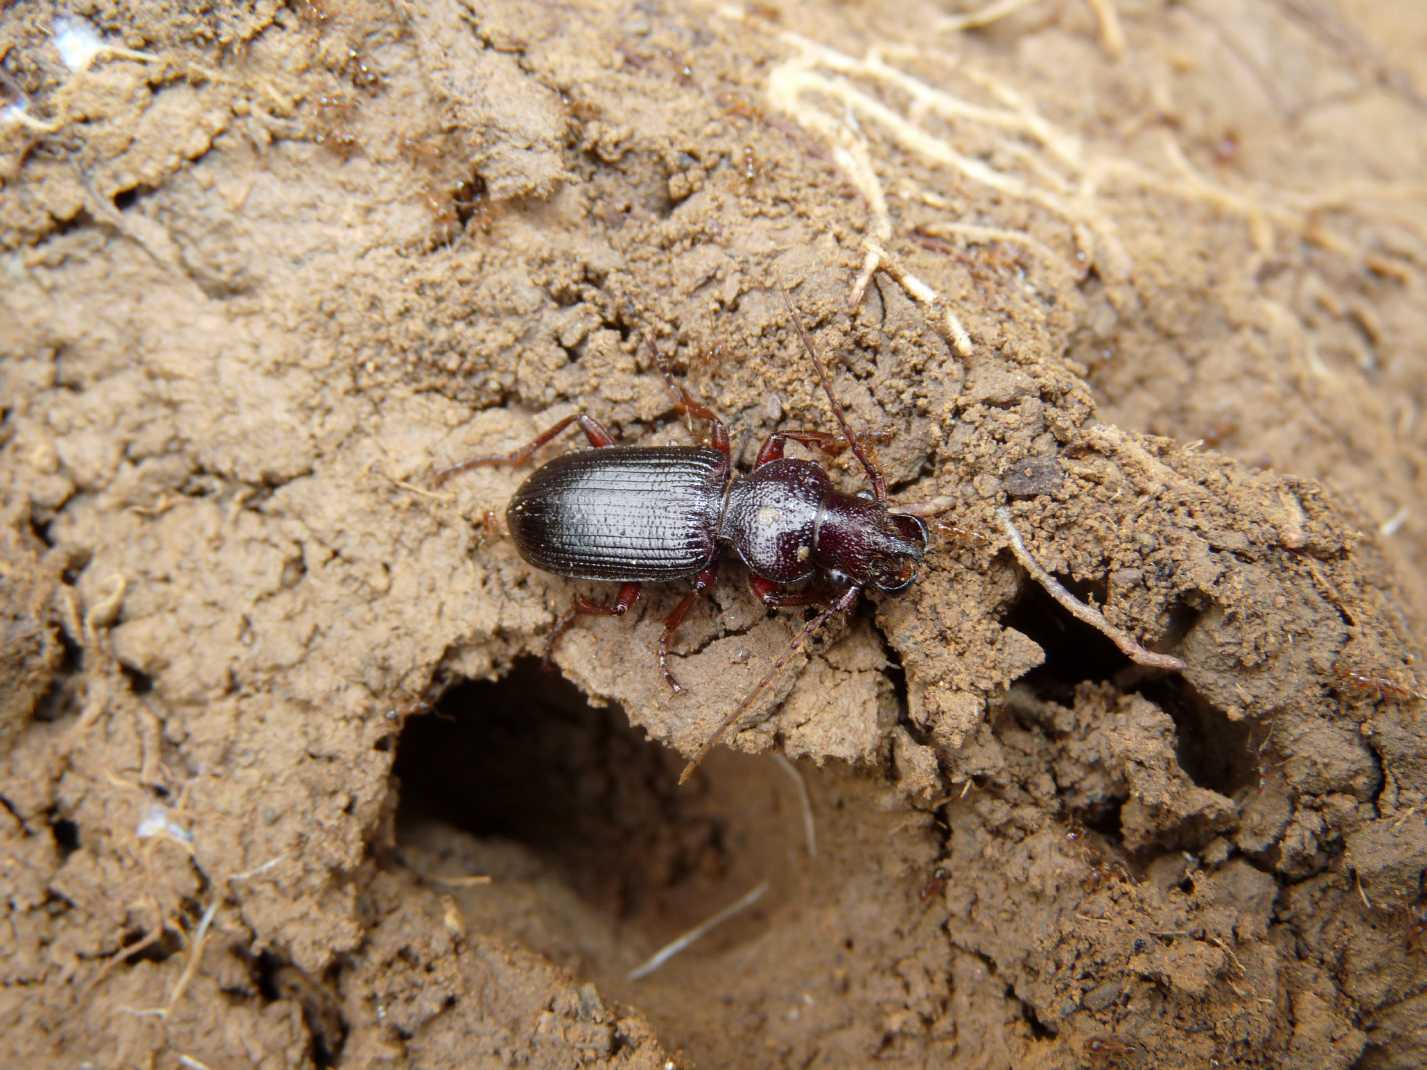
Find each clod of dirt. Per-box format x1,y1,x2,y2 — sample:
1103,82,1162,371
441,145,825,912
0,508,62,754
1001,454,1064,499
1054,687,1237,852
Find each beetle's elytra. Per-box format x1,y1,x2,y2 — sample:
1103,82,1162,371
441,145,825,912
507,445,727,583
435,291,946,781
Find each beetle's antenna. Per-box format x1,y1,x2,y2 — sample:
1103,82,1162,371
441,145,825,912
779,288,888,501
678,584,861,785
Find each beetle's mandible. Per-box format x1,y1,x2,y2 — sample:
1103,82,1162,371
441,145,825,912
434,290,947,782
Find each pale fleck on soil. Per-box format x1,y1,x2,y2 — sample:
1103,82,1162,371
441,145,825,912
2,1,1425,1068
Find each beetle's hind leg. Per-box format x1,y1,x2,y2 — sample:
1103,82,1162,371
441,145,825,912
543,581,642,669
657,563,719,694
433,413,617,486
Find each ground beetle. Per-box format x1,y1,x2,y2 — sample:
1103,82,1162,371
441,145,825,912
435,291,945,781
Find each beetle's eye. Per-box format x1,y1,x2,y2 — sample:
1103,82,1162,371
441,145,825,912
873,555,917,593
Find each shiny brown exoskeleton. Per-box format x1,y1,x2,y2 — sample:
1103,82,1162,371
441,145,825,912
435,292,943,781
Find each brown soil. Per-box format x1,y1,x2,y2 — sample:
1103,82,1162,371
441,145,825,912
2,1,1425,1068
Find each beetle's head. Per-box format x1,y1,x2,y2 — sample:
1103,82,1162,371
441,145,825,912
817,495,929,594
866,511,929,593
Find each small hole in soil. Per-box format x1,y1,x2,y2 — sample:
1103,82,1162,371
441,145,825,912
1144,677,1257,796
51,816,80,857
452,173,489,228
1159,597,1204,650
1003,576,1129,698
28,513,54,549
120,663,153,695
120,925,181,964
1076,796,1124,840
30,620,82,724
251,949,283,1000
1017,990,1056,1038
245,949,347,1066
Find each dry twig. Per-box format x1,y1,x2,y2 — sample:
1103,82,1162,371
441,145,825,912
996,507,1185,672
938,0,1039,34
626,882,770,981
773,753,817,858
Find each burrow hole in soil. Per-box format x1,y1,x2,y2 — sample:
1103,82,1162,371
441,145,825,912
1003,576,1131,695
1005,579,1256,800
389,659,809,996
393,659,733,920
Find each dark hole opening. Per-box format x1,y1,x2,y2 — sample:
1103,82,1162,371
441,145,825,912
28,513,54,549
120,663,153,695
51,816,80,858
392,658,724,918
1144,677,1258,797
251,949,283,1001
245,950,346,1067
121,925,181,965
1076,795,1124,840
452,173,489,228
1017,989,1057,1038
1003,575,1130,699
112,186,148,211
32,621,84,724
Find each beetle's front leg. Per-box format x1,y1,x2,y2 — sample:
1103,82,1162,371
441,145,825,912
664,376,731,460
543,581,642,669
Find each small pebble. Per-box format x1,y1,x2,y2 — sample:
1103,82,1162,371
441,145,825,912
1002,455,1063,498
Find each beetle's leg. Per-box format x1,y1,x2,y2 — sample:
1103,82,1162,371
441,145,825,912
474,509,507,542
433,413,617,485
543,581,642,669
657,562,719,694
678,583,862,786
749,574,839,608
753,429,894,468
754,430,843,468
665,376,731,459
